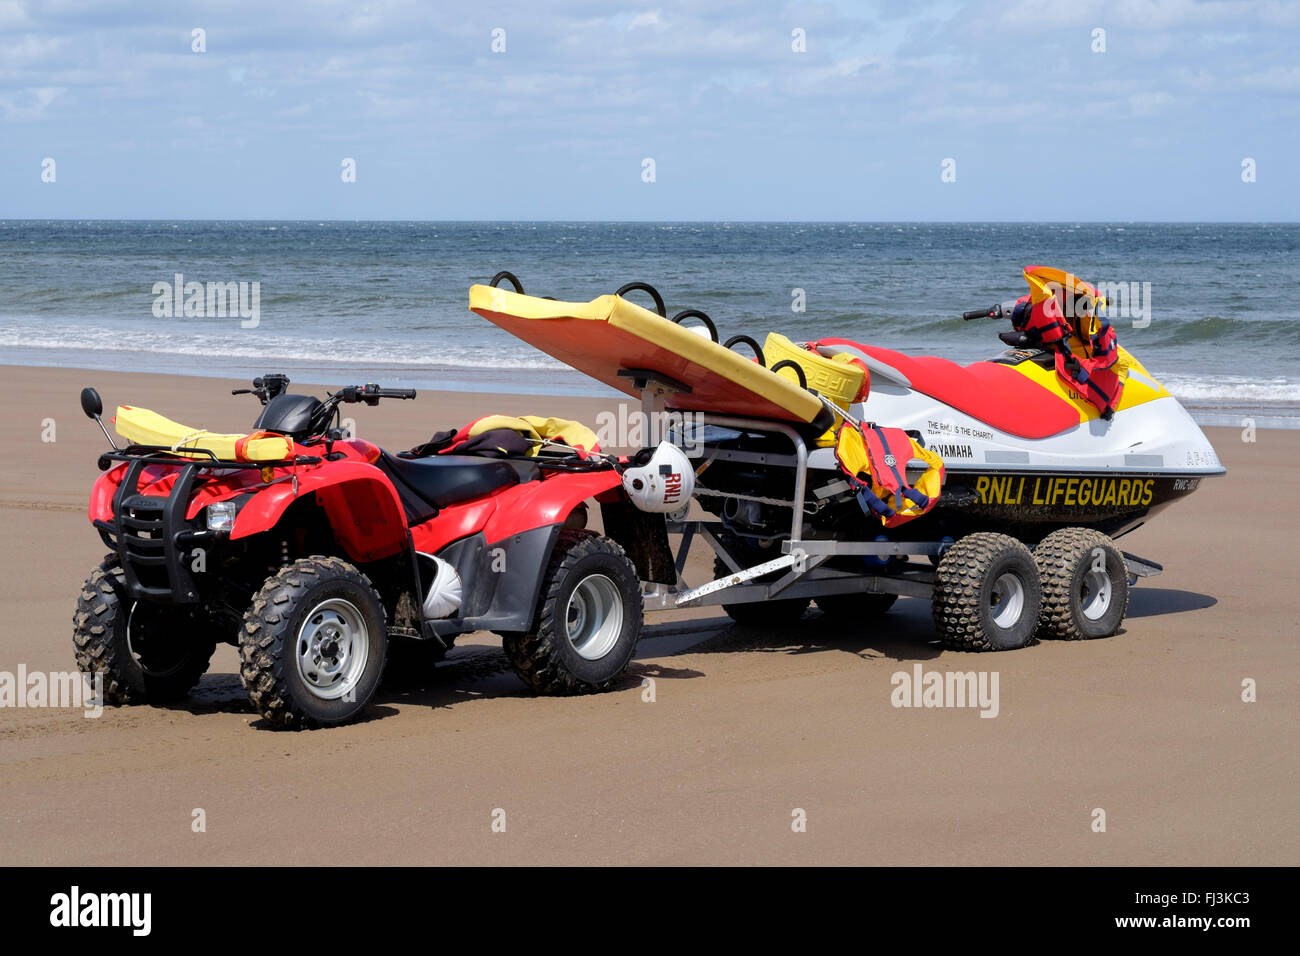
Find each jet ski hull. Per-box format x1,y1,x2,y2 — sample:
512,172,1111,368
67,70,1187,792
818,363,1225,540
924,468,1210,539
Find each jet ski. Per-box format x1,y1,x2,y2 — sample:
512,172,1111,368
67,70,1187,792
804,338,1223,539
811,267,1224,540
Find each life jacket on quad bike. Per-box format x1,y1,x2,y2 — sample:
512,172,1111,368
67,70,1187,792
1014,266,1124,420
833,423,944,528
409,414,601,459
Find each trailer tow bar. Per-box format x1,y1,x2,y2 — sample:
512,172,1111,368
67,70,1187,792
673,549,808,608
1121,551,1163,586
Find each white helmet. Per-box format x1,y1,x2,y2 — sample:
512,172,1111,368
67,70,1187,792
416,553,463,619
622,442,695,513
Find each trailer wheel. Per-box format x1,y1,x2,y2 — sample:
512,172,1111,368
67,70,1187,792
711,555,810,625
503,530,642,695
1034,528,1129,641
238,556,388,729
816,591,898,620
933,533,1041,651
73,557,217,704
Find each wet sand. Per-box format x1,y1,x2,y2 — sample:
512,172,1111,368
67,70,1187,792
0,365,1295,865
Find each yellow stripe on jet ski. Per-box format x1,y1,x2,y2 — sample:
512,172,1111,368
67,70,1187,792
114,405,294,462
1010,346,1171,423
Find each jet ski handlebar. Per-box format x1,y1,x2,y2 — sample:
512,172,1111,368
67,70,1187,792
962,300,1020,321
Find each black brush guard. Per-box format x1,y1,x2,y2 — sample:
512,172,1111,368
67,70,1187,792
93,447,319,604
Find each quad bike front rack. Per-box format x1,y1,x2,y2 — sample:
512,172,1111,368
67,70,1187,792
92,445,322,604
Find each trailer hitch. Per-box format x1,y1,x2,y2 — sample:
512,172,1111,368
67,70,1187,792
673,549,809,608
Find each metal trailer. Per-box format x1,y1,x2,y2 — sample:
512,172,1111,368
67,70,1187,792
624,369,1162,650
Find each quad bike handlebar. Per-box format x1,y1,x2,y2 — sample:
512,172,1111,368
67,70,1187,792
234,375,416,407
232,373,293,403
336,384,418,404
233,373,417,440
307,383,416,434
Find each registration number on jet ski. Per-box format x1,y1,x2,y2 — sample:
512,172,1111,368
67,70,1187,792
976,475,1155,507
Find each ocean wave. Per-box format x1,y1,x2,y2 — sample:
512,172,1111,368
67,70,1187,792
1138,315,1300,346
0,324,567,372
1162,375,1300,404
5,328,1297,408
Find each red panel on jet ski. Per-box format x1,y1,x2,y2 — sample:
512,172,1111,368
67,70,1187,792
851,344,1080,440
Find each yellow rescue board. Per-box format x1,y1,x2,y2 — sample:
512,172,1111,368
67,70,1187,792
114,405,293,462
469,285,826,425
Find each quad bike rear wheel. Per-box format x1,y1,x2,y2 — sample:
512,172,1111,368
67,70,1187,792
503,530,642,695
238,556,388,728
1034,528,1129,641
932,532,1041,651
73,557,217,704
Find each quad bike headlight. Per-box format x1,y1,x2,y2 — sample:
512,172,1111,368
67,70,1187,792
205,500,239,533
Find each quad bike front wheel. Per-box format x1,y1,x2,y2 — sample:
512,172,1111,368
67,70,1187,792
73,557,217,704
238,556,388,729
932,532,1042,651
503,529,642,695
1034,528,1129,641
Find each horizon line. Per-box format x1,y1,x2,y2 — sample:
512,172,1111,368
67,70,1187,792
2,218,1297,226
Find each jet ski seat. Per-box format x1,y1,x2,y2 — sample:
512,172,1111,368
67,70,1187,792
817,341,1080,440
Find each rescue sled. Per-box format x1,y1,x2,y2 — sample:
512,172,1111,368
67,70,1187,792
469,275,831,427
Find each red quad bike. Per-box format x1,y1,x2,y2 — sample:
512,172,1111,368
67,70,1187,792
74,375,669,728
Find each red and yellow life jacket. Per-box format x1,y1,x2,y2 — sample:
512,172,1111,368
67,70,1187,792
834,423,944,527
1014,266,1125,419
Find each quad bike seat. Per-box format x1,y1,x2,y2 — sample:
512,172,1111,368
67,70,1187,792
378,453,524,519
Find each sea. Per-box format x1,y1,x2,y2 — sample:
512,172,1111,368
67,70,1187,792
2,220,1297,428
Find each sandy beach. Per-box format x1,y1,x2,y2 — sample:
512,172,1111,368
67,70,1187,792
0,364,1295,866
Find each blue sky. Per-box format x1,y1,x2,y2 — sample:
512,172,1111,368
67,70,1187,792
2,0,1297,220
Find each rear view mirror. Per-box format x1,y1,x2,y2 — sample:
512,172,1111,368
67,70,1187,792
80,387,103,420
81,386,119,451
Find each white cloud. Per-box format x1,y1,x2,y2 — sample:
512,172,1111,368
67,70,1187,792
626,11,662,31
0,84,65,120
1128,90,1172,116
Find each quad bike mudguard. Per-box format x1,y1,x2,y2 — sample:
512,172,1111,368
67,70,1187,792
90,456,412,604
227,461,409,562
414,466,629,637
